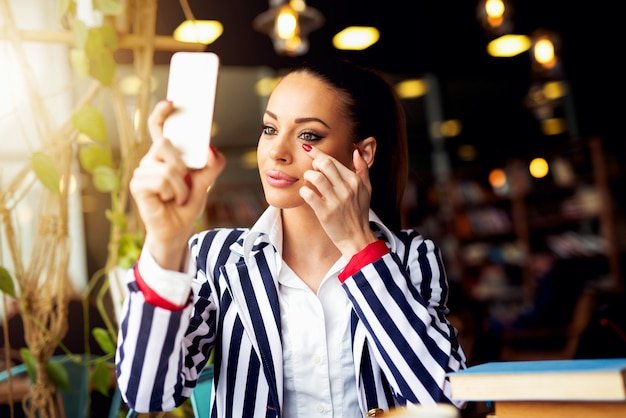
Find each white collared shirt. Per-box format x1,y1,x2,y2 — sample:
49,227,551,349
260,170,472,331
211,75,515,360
140,207,361,416
266,209,361,417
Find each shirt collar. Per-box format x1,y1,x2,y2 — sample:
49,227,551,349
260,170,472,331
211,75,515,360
235,206,397,257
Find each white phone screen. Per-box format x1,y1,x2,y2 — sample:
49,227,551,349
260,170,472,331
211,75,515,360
162,52,220,169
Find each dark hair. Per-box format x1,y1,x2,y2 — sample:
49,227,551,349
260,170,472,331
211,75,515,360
288,59,409,233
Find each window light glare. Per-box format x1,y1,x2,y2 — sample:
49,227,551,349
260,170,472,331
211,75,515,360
333,26,379,50
59,174,77,194
395,79,428,99
120,74,158,96
17,204,33,224
487,34,531,57
173,20,223,45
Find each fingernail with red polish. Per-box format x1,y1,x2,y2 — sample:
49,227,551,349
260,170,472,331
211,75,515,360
210,144,218,156
183,173,192,188
353,144,362,156
302,144,312,152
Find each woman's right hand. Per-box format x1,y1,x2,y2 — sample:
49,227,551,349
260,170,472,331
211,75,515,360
130,100,226,270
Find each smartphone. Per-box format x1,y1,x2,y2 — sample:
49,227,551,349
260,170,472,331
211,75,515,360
162,52,220,169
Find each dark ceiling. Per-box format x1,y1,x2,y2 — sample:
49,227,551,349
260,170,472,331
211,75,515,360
137,0,621,168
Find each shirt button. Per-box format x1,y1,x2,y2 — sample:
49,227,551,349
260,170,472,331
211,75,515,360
313,354,321,364
317,404,325,413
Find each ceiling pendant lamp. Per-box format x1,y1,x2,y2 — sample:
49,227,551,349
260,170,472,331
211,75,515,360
253,0,325,56
173,20,224,45
530,29,562,78
476,0,513,37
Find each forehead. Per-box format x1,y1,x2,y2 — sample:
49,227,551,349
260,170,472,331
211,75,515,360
267,72,344,115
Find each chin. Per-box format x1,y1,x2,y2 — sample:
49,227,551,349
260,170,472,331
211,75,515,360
262,191,304,210
264,196,305,209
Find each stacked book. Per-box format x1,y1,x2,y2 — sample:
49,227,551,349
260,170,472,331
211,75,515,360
448,358,626,417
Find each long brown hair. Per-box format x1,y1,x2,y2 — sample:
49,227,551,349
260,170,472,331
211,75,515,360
289,59,409,233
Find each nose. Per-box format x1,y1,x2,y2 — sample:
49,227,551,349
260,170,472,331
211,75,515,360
268,133,293,163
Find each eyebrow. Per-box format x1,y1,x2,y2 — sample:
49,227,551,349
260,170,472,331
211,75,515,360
264,110,331,128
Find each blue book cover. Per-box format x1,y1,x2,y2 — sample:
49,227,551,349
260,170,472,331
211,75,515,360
447,358,626,401
452,358,626,376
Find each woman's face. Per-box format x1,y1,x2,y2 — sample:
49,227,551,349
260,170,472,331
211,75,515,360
257,71,355,209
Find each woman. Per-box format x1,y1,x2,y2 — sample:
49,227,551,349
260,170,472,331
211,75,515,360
115,59,467,417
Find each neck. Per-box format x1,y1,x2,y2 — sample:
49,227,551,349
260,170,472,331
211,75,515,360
280,206,342,292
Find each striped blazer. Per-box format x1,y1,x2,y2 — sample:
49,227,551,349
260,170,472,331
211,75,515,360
115,207,467,417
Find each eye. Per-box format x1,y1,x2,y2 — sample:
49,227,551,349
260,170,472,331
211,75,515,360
299,131,323,142
262,125,276,136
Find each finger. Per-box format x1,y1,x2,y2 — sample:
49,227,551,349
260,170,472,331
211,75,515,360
353,148,371,192
301,146,359,206
304,144,354,183
302,165,354,207
147,137,189,177
131,166,175,204
188,145,227,196
148,100,175,142
138,140,191,195
133,158,192,205
299,181,327,215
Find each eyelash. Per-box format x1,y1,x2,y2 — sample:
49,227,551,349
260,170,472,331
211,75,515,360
261,125,324,142
262,125,276,136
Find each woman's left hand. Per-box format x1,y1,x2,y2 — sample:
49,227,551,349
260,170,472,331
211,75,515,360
299,146,378,258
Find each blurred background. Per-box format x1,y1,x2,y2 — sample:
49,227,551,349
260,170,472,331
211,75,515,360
133,0,626,367
2,0,625,377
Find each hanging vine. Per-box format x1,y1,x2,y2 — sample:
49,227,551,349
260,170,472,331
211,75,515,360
0,0,207,416
0,0,142,416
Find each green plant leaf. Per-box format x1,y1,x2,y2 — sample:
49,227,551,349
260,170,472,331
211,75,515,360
57,0,75,19
46,360,70,392
92,327,116,355
92,166,120,192
69,48,89,77
94,0,124,16
79,144,113,173
118,233,142,268
31,152,61,194
84,26,118,86
72,106,107,143
85,25,118,55
19,348,37,383
98,25,119,50
105,209,127,229
89,51,116,86
0,266,16,297
92,361,112,396
72,19,88,49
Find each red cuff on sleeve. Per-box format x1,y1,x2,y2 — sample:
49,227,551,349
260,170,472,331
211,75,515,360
134,263,187,311
338,240,390,283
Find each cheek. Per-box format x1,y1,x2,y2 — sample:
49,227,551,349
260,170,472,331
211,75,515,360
293,151,314,172
321,145,354,168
